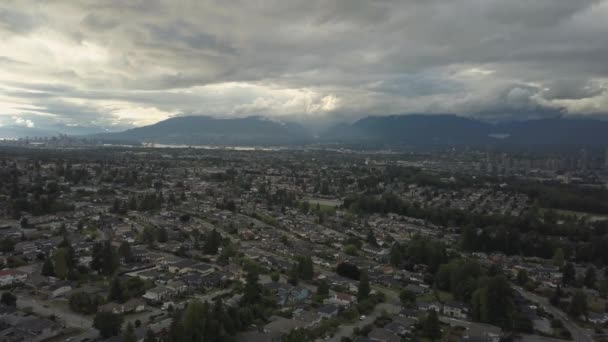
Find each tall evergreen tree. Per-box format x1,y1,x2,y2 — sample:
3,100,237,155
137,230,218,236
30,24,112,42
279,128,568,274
562,263,576,285
53,248,69,279
569,290,588,320
357,270,370,302
203,229,221,255
41,257,55,277
423,310,441,341
584,266,597,289
108,277,124,303
299,256,314,281
118,241,133,263
242,270,262,305
390,243,402,267
143,328,157,342
93,312,123,338
122,322,136,342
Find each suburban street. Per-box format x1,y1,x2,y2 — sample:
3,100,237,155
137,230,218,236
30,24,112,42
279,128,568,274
328,302,401,342
514,286,593,342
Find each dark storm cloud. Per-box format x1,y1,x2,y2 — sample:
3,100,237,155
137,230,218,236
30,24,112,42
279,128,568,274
0,0,607,130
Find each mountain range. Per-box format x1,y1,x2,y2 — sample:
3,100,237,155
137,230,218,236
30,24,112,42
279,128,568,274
8,114,608,147
325,114,608,146
93,116,311,145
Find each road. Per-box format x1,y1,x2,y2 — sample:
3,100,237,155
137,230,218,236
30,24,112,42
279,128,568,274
514,286,593,342
327,303,401,342
16,296,93,329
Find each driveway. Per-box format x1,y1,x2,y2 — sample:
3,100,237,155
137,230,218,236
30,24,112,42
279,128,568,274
514,286,593,342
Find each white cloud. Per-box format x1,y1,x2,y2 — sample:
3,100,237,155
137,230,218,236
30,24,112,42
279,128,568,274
0,0,607,130
12,116,34,127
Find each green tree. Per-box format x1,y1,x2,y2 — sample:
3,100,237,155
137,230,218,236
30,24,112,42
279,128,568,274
471,276,513,328
399,289,416,307
0,237,15,253
122,322,137,342
203,229,222,255
143,328,157,342
142,226,156,246
516,269,529,286
343,244,358,256
282,328,309,342
53,248,69,279
0,292,16,307
357,270,370,302
550,285,562,306
366,230,378,246
553,248,565,268
288,264,299,286
182,300,208,341
108,277,124,303
118,241,133,263
584,266,597,289
91,241,119,276
423,309,441,341
58,237,77,271
242,270,262,305
298,256,314,281
69,292,102,315
562,263,576,286
568,290,588,320
600,280,608,299
317,280,330,297
390,243,402,267
157,227,169,243
93,311,123,338
168,310,184,342
41,257,55,277
270,272,280,282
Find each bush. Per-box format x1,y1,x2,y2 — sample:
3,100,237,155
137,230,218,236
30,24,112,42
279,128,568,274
551,319,563,329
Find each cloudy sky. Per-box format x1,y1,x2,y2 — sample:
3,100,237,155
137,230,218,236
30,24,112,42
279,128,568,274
1,0,608,132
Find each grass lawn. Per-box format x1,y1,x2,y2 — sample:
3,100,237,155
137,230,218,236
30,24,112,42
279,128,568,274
306,198,343,207
417,290,454,303
541,207,608,221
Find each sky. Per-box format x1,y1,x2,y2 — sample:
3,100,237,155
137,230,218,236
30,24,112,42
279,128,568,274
1,0,608,133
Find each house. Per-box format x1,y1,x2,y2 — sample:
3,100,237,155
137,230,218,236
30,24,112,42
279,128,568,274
143,285,173,302
317,304,339,319
43,282,72,298
327,292,355,307
384,317,416,336
277,286,310,306
441,317,502,342
98,302,124,314
167,259,198,273
443,301,468,319
99,298,146,314
354,337,372,342
0,270,27,286
236,330,282,342
191,263,215,276
417,301,441,312
263,316,305,335
589,312,608,325
404,283,428,295
12,317,61,342
367,328,400,342
166,280,188,295
293,309,322,328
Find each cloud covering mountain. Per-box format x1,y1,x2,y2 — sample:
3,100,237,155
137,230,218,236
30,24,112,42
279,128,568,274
1,0,608,132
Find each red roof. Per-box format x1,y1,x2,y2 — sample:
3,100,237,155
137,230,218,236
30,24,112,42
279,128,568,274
336,292,353,301
0,269,20,277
